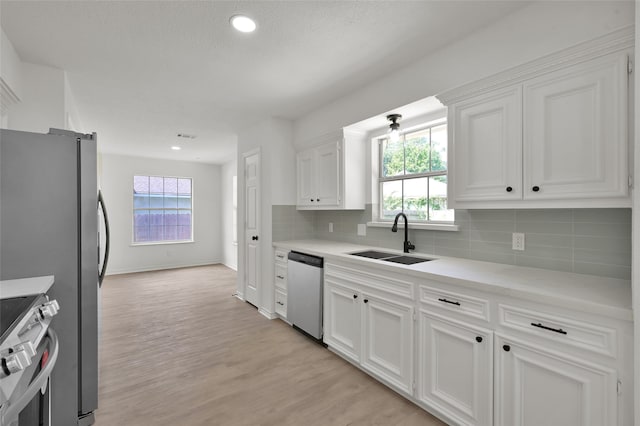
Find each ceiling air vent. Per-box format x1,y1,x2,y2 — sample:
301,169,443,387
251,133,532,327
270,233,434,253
177,133,197,139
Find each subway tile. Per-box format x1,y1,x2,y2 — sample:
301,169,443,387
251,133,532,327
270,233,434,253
520,245,572,260
467,209,516,222
524,233,572,248
434,237,469,250
574,249,631,267
573,222,631,239
574,236,631,253
573,208,631,224
434,247,470,259
468,250,516,265
426,228,468,240
453,209,470,222
515,221,572,235
573,262,631,280
516,209,573,222
469,220,516,232
469,240,513,255
468,230,512,244
515,255,573,273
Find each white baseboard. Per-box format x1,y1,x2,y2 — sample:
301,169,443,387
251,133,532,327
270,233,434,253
259,308,277,320
223,262,238,271
106,260,221,276
234,293,245,301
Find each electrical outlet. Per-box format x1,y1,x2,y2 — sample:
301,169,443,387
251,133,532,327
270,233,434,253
357,224,366,236
328,222,333,233
512,233,525,251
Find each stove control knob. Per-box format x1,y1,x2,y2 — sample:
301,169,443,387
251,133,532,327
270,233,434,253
39,300,60,320
2,348,33,376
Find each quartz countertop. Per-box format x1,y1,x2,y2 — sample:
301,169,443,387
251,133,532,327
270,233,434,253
273,240,633,321
0,276,55,299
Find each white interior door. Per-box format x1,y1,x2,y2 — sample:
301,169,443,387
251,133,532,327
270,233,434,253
244,150,261,307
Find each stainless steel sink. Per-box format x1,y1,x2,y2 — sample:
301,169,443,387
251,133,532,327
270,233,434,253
350,251,433,264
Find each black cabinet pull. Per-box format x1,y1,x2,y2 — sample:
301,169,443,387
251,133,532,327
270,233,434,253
506,186,513,192
531,322,567,335
316,198,320,202
503,344,511,352
438,298,460,306
532,186,540,192
276,275,284,279
363,299,369,303
475,336,483,343
353,295,358,299
310,199,314,202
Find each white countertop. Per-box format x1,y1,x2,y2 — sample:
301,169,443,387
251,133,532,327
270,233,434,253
0,276,54,299
273,240,633,321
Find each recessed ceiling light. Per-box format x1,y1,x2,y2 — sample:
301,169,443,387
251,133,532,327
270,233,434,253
230,15,256,33
171,146,181,151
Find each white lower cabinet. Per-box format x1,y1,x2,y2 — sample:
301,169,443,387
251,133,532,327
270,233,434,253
324,280,360,364
494,334,617,426
319,261,629,426
361,293,414,394
418,311,493,426
323,275,414,395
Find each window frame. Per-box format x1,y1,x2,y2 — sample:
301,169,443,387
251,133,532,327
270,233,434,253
377,119,453,224
131,174,195,246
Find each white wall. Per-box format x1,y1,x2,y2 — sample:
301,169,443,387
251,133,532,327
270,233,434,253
1,27,23,103
221,158,238,270
101,153,222,274
7,62,66,132
236,118,295,315
294,1,634,144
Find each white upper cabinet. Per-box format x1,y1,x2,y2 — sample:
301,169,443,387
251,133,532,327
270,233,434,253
451,86,522,202
438,29,633,209
523,54,628,200
296,129,365,210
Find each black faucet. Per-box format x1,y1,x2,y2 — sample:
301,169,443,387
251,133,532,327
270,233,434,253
391,212,415,253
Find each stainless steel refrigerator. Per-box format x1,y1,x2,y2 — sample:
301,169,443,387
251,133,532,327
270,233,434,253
0,128,109,426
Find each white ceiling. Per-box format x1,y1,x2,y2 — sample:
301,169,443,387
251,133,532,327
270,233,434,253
1,1,526,164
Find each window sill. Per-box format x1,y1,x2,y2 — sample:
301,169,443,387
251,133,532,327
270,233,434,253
367,222,459,232
130,240,195,247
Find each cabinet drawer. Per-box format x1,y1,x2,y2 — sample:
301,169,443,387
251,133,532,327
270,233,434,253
275,289,287,318
498,304,617,358
274,249,288,263
274,264,287,291
419,284,490,322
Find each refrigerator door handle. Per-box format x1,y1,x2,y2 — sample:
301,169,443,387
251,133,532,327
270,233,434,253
98,190,110,287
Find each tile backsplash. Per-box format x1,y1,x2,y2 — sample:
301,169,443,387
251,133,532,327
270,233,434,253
272,205,631,280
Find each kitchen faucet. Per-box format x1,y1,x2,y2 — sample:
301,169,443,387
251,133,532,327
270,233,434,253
391,212,415,253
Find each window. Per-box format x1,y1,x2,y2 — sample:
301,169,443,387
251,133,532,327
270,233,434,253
133,175,193,243
379,121,454,222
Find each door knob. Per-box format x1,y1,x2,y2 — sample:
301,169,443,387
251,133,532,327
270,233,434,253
506,186,513,192
532,186,540,192
252,236,259,241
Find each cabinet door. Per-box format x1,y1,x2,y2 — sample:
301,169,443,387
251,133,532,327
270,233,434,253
323,280,360,363
451,86,522,202
523,53,628,200
418,312,493,426
495,335,617,426
297,149,315,206
360,294,413,394
314,142,340,206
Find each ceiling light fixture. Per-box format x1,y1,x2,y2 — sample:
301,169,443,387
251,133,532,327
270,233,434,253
230,15,257,33
387,114,402,143
171,146,181,151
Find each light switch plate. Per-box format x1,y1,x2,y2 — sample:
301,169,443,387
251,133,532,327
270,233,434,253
357,224,366,236
328,222,333,233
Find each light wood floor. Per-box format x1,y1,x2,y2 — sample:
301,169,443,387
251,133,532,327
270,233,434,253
94,265,445,426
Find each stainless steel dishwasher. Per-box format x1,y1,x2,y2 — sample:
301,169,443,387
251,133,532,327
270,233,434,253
287,251,324,340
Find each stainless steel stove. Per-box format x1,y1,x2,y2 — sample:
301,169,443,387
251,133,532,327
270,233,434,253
0,293,59,426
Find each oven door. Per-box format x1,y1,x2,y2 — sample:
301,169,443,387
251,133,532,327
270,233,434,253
1,329,59,426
